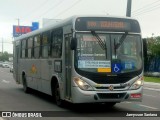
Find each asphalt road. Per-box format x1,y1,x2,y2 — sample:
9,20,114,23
0,67,160,120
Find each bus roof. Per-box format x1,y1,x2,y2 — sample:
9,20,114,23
14,15,139,41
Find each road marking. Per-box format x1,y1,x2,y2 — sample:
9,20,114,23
138,104,158,110
123,102,132,104
0,117,4,120
144,87,160,92
0,69,11,74
145,82,160,86
0,79,10,83
143,94,157,98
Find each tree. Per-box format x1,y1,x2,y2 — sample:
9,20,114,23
147,36,160,57
145,36,160,72
0,51,9,61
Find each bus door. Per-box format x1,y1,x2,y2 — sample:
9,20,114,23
64,34,72,99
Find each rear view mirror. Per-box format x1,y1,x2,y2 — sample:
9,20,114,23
70,38,77,50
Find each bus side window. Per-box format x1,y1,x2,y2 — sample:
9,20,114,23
34,35,41,58
21,39,26,58
42,32,50,58
27,37,33,58
51,29,63,58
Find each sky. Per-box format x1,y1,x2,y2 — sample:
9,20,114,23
0,0,160,54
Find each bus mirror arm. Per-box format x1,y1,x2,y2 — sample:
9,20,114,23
70,38,77,50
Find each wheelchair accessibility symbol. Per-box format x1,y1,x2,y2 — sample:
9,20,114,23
112,63,121,73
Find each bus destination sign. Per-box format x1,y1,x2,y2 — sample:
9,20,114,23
75,17,140,33
87,21,130,31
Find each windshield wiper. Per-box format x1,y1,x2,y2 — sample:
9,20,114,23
91,31,106,50
115,32,128,50
114,32,128,59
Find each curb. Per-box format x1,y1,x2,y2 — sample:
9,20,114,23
144,82,160,91
143,87,160,92
144,82,160,86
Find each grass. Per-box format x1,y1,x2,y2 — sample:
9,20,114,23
144,76,160,83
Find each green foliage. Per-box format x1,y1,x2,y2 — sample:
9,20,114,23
147,36,160,56
144,76,160,83
0,51,9,61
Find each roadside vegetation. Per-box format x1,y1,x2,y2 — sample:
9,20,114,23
0,51,12,61
143,35,160,84
144,76,160,83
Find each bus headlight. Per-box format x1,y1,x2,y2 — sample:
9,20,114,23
129,77,144,90
73,77,93,91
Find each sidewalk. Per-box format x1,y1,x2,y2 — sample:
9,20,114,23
144,82,160,90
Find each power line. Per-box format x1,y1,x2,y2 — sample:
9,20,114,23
34,0,65,20
24,0,50,20
133,4,160,16
133,3,160,15
18,0,82,30
132,0,160,13
132,0,160,16
53,0,82,18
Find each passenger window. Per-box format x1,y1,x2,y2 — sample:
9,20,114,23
21,40,26,58
42,32,50,58
34,35,40,58
27,37,33,58
51,29,62,58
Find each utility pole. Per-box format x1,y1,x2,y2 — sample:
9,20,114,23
17,18,20,26
2,38,3,54
126,0,132,17
16,18,20,34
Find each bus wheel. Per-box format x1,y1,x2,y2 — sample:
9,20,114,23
54,82,63,107
22,75,30,93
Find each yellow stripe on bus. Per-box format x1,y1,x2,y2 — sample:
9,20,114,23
97,68,111,72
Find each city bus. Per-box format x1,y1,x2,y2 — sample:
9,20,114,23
13,15,143,107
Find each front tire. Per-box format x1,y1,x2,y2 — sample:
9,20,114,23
22,75,30,93
54,82,64,107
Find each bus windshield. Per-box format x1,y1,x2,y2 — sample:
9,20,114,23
75,32,142,74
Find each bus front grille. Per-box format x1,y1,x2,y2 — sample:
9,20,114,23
95,86,126,89
97,93,126,99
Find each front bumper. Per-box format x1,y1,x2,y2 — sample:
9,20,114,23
71,86,143,103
